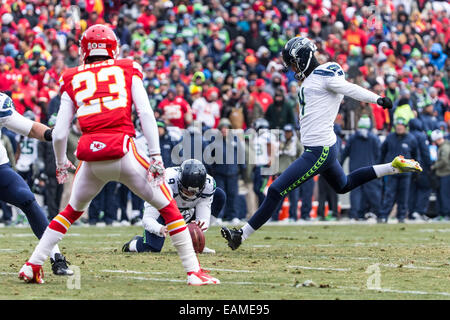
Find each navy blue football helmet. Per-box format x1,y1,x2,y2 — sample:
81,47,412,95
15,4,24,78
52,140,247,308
178,159,207,201
281,37,317,81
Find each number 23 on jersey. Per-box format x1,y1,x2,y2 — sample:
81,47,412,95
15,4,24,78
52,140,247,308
70,65,128,117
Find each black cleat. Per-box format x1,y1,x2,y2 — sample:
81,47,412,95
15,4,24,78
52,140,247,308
221,227,243,250
50,253,74,276
122,235,140,252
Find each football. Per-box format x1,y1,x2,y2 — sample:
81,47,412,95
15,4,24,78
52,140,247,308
187,222,205,253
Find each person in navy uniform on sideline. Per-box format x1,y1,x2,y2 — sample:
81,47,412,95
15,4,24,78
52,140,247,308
408,118,432,220
341,116,382,220
378,117,419,223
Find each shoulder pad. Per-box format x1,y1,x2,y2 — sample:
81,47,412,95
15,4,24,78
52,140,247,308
0,93,14,118
314,63,344,77
165,167,180,184
200,174,216,198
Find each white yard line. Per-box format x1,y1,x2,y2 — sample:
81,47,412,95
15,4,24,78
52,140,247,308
287,265,351,272
337,286,450,297
380,263,441,270
203,268,255,273
101,269,170,275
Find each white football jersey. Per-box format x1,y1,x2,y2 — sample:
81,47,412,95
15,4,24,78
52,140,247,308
253,130,278,166
142,166,216,236
16,136,38,172
0,93,33,165
298,62,379,147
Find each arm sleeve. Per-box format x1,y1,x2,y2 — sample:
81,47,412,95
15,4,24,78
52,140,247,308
131,76,160,156
195,197,212,232
53,92,76,166
326,75,380,104
142,202,166,236
3,111,34,137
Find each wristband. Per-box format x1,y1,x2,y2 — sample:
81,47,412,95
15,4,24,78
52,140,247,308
44,128,53,141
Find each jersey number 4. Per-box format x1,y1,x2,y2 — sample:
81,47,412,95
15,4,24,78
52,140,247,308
72,66,128,117
298,87,306,117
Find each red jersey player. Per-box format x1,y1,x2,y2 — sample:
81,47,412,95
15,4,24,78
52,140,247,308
19,25,219,286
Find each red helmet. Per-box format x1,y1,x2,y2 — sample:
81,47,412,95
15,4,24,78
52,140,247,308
79,24,119,63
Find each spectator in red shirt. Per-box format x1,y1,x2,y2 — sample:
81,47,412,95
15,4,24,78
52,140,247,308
158,88,193,129
137,5,157,34
250,79,273,113
344,18,367,49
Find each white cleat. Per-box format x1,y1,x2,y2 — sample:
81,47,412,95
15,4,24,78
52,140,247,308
201,246,216,254
187,270,220,286
18,262,44,284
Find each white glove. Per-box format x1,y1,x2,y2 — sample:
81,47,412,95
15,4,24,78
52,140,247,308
147,155,165,187
56,159,76,184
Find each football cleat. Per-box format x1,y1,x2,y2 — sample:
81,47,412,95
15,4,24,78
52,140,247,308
221,227,243,250
122,235,140,252
50,253,74,276
201,246,216,254
391,155,422,173
187,270,220,286
19,262,44,284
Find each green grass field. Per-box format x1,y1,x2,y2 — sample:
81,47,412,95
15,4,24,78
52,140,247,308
0,223,449,300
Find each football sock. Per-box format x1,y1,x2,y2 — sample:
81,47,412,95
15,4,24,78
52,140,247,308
129,239,138,252
241,224,255,241
21,200,61,260
29,228,64,265
160,200,200,273
28,204,84,265
373,163,399,177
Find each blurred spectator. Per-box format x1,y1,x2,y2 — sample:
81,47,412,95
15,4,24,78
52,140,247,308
264,88,295,130
210,118,245,224
37,114,62,220
430,130,450,221
274,124,305,222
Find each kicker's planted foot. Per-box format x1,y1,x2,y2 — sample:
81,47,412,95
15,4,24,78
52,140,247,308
221,227,243,250
50,253,74,276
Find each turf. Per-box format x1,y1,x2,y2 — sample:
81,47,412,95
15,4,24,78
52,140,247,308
0,223,449,300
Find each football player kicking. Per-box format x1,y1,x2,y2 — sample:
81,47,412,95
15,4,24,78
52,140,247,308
0,93,72,276
221,37,422,250
122,159,225,254
19,25,219,286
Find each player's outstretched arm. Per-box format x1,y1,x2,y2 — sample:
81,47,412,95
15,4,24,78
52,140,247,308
326,68,392,109
28,121,53,142
3,110,51,142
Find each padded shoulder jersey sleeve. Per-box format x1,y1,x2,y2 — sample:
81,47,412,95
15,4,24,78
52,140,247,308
0,93,33,136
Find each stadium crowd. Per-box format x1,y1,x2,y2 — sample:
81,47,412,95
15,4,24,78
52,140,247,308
0,0,449,226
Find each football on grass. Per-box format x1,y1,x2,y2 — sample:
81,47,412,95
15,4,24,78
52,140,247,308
188,222,205,253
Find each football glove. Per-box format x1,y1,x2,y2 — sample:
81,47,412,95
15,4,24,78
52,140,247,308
147,155,165,187
377,97,393,109
56,160,76,184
